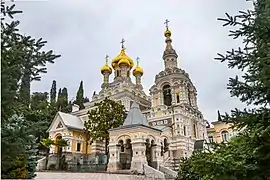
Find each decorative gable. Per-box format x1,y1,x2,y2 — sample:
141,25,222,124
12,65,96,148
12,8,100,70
56,122,64,129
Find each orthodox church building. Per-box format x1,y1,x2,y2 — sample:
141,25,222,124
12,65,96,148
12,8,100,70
46,20,207,172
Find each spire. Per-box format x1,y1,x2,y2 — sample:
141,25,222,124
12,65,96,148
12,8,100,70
163,19,178,60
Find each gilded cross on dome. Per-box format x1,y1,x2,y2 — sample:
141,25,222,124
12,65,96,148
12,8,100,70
164,19,170,29
105,55,109,64
120,38,125,49
136,57,140,65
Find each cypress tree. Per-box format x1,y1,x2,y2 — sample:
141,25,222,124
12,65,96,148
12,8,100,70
60,87,70,113
75,81,85,110
56,88,62,111
217,110,222,121
50,80,57,104
61,87,68,108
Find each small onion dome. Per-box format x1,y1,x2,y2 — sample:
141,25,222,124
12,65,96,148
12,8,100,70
133,58,143,76
164,28,171,37
112,48,134,69
133,66,143,76
118,58,130,67
101,64,112,74
101,56,112,74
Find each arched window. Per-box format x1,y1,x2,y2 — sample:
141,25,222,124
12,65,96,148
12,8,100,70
208,136,214,143
193,124,197,138
164,139,169,152
221,131,229,142
161,142,164,156
188,88,192,106
163,85,172,106
116,70,120,77
183,126,186,136
118,140,124,152
76,142,81,152
176,94,180,103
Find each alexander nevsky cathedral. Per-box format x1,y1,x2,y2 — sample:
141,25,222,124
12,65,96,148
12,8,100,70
46,20,207,175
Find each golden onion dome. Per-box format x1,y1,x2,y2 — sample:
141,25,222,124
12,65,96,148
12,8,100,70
164,28,171,37
111,39,134,69
118,58,130,67
101,55,112,74
133,58,144,76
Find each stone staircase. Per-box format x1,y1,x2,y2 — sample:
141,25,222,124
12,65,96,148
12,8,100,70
36,154,58,171
163,157,181,171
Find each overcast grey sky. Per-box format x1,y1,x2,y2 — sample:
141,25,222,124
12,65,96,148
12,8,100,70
14,0,252,122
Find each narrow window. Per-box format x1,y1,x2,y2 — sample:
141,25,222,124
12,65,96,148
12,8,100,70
208,136,214,143
163,85,172,106
193,124,197,138
176,94,180,103
76,143,81,152
221,131,229,142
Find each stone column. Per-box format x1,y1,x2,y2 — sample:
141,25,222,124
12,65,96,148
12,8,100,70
107,144,121,172
160,90,164,105
103,72,110,84
151,144,162,169
171,87,176,104
130,142,147,174
135,75,142,85
151,95,154,106
158,91,162,105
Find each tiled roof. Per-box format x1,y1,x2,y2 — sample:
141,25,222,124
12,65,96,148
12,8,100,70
58,112,84,130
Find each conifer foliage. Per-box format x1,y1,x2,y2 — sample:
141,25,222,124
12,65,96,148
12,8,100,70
50,80,57,104
75,81,85,110
1,2,61,178
177,0,270,179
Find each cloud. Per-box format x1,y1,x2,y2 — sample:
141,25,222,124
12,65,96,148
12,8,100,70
13,0,253,121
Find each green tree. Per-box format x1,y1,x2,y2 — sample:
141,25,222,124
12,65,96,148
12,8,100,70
177,0,270,179
84,98,126,158
54,138,68,170
1,2,60,178
1,115,38,179
56,87,71,113
50,80,57,104
56,88,62,110
40,138,54,170
61,87,68,107
25,92,52,142
75,81,85,110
